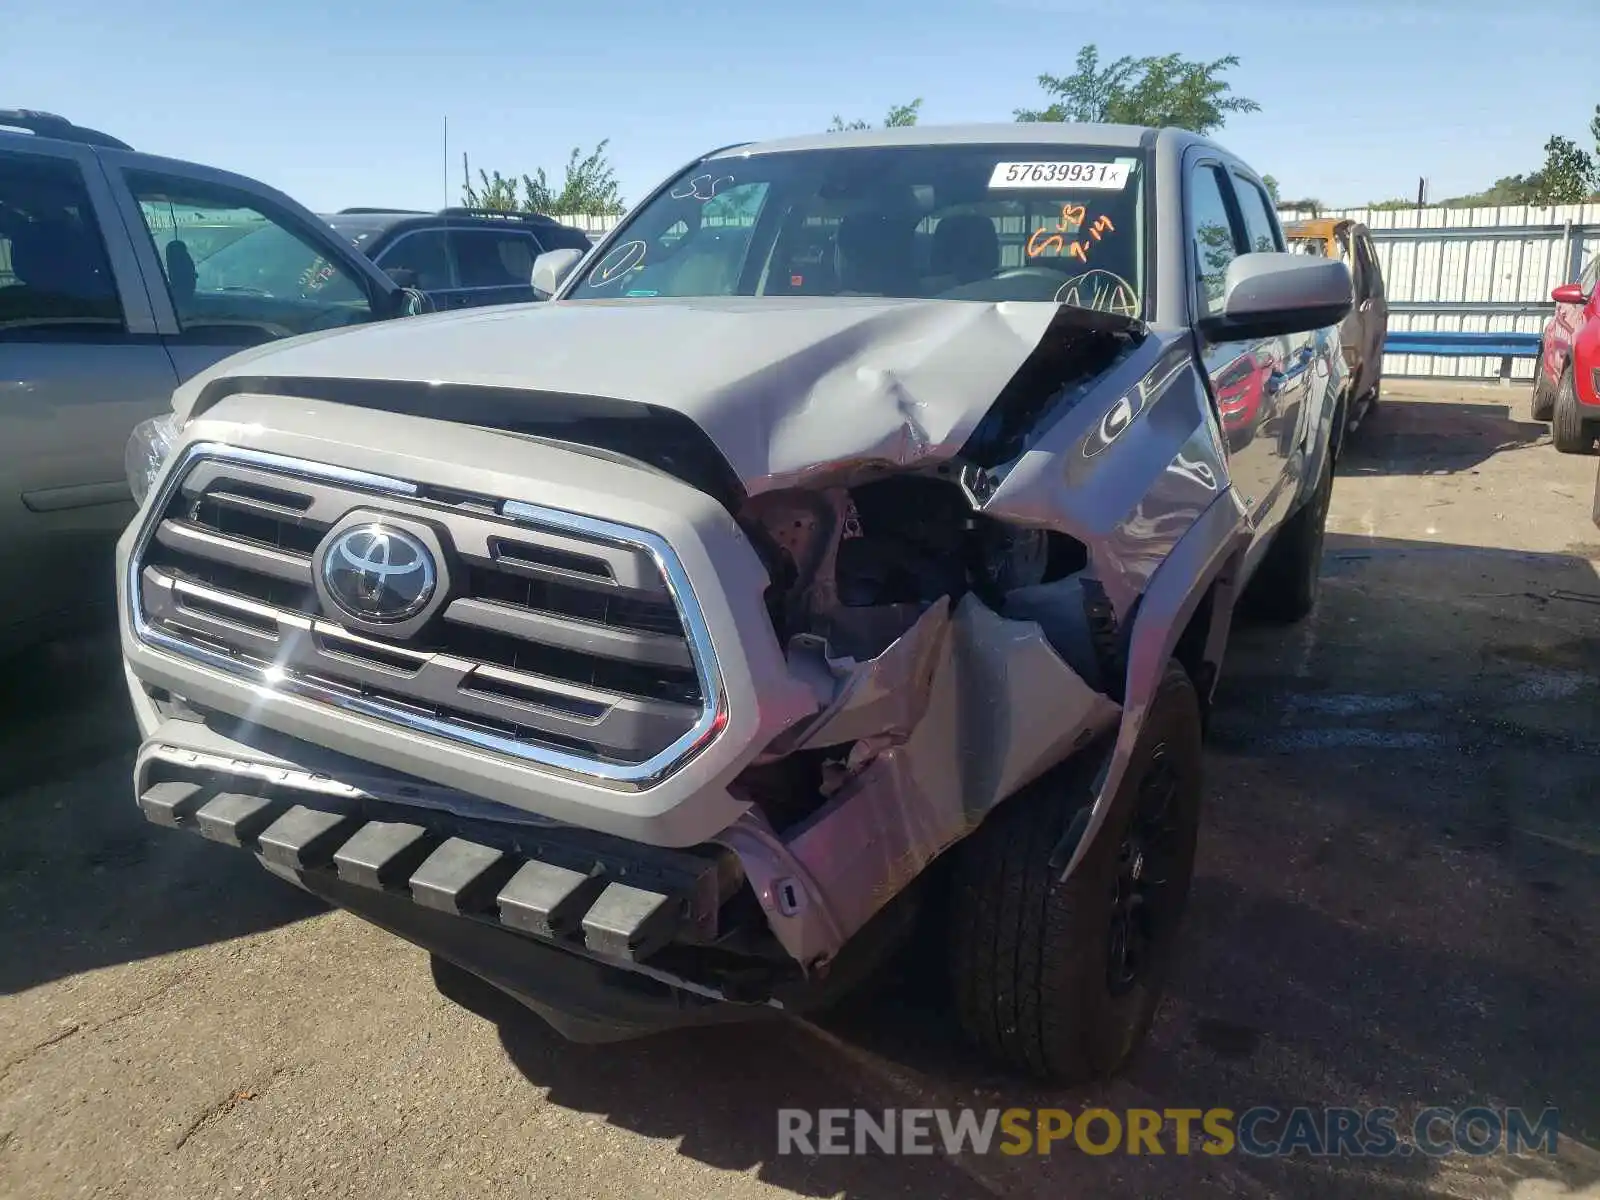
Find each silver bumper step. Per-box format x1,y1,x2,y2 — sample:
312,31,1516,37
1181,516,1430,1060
138,775,730,965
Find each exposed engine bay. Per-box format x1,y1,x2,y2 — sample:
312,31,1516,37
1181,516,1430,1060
739,472,1088,663
728,470,1108,841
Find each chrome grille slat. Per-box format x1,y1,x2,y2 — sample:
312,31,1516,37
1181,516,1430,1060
129,444,722,782
205,489,315,521
143,566,702,757
183,463,672,604
180,459,378,527
155,519,314,585
456,531,670,600
444,597,694,670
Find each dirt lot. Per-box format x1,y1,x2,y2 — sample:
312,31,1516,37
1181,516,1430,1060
2,383,1597,1200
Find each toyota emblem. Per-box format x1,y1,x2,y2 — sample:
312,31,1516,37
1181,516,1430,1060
320,523,437,622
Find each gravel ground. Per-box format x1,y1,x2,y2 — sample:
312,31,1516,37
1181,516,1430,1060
1,382,1597,1200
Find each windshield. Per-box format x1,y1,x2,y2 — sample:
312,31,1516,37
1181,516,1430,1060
564,143,1148,317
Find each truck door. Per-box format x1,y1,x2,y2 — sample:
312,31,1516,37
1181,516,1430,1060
1230,168,1312,475
0,140,178,645
1184,157,1296,551
1352,226,1388,400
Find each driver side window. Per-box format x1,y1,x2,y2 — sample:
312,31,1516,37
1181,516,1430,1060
126,170,374,344
1188,165,1242,318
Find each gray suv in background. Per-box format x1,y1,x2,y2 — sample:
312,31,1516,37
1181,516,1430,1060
0,109,418,654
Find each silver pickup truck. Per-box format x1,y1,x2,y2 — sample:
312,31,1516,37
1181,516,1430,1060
116,123,1352,1082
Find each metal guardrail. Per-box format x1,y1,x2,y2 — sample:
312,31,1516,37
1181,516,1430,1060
1381,328,1544,386
1384,330,1543,358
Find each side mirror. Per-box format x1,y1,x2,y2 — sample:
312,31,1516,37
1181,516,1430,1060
532,248,584,298
1552,283,1588,305
1201,253,1353,342
379,284,433,319
384,266,419,289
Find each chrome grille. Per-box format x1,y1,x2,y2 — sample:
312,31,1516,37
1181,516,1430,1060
128,444,724,786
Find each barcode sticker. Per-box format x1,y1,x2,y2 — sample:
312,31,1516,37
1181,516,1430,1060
989,161,1131,189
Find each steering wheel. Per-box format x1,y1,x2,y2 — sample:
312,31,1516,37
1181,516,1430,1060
1054,270,1141,318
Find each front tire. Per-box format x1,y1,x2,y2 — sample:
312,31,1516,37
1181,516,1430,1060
949,661,1203,1083
1551,365,1597,454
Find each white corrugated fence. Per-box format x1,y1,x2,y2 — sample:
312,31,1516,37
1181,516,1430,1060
1278,202,1600,381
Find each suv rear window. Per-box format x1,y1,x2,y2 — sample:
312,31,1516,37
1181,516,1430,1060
449,229,538,288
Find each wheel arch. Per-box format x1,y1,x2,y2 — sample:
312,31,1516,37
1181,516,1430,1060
1051,491,1249,881
1171,551,1243,723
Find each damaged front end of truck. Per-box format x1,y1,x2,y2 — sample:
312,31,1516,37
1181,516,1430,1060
116,294,1250,1056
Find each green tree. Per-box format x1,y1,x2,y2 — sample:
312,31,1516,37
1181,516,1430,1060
1261,174,1281,205
1015,45,1260,135
461,140,625,216
1443,174,1541,206
829,98,922,131
1529,135,1595,205
459,163,522,212
883,99,923,127
1592,104,1600,199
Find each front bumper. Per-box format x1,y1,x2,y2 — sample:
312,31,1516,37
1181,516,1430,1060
132,729,801,1040
136,737,736,961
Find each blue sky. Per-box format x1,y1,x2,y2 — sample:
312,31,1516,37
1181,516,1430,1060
6,0,1597,214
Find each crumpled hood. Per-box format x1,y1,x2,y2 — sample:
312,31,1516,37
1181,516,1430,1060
177,297,1077,492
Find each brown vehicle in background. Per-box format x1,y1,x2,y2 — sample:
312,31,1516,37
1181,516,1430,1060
1286,217,1388,436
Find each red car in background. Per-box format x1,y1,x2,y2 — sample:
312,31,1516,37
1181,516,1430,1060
1215,349,1275,448
1534,253,1600,454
